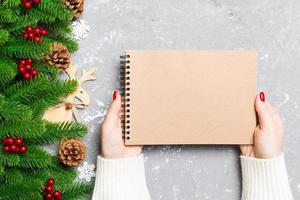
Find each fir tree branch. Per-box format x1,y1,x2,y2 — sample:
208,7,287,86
48,20,73,36
0,163,4,179
0,182,42,200
37,0,74,21
1,0,21,9
0,8,20,23
0,100,32,122
2,169,23,185
4,75,51,103
0,58,17,88
24,161,78,188
0,137,52,169
19,145,52,168
60,183,92,200
0,118,46,139
22,8,57,24
33,60,60,79
4,15,38,33
0,149,20,167
0,0,91,198
0,29,9,45
0,37,51,59
27,121,88,144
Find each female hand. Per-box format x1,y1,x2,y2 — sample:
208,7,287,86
100,91,142,159
240,92,283,159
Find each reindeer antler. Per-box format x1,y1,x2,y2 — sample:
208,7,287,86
78,67,96,84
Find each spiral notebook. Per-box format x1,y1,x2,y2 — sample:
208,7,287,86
120,50,257,145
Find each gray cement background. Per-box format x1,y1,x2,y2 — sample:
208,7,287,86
71,0,300,199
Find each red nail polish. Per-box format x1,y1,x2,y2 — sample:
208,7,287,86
259,91,265,102
113,90,117,100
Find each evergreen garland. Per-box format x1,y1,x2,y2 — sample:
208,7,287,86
0,0,91,199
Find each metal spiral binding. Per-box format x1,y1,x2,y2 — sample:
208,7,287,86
120,54,131,140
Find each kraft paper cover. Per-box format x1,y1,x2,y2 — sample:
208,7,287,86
124,50,257,145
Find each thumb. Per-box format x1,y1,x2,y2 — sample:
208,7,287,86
106,90,122,122
255,91,272,130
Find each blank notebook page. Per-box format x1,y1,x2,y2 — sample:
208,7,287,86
122,50,257,145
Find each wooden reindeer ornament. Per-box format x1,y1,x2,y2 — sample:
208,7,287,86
43,64,96,122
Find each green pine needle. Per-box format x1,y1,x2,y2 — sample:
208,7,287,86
61,183,92,200
0,37,51,59
0,100,32,121
27,121,88,144
0,29,9,45
19,145,52,168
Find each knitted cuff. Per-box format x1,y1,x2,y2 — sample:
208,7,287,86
240,153,293,200
92,154,151,200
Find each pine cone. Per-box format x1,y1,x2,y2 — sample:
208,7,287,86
65,0,84,19
59,139,86,167
43,43,71,70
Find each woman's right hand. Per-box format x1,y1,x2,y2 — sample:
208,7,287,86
240,92,284,159
100,90,142,159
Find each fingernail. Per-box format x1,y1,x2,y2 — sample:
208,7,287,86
113,90,117,100
259,91,265,102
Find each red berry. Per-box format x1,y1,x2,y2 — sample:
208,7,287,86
23,73,31,80
18,63,25,68
3,145,10,153
44,193,53,200
21,0,27,3
47,178,55,185
23,33,28,40
35,36,41,43
24,64,32,71
15,138,23,146
28,33,34,39
4,137,14,145
41,29,48,36
18,66,26,74
31,69,38,76
33,0,41,4
34,28,41,35
25,26,33,33
19,145,27,154
19,59,26,65
53,190,62,199
44,185,53,193
24,2,31,9
26,58,33,65
9,144,17,152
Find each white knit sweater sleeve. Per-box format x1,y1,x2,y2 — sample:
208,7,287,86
92,154,151,200
240,153,293,200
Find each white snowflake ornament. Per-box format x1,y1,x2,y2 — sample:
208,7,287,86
77,161,96,182
71,20,91,41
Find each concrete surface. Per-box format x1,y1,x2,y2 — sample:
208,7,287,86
72,0,300,199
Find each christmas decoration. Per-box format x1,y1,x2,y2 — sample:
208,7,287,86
59,139,86,167
21,0,42,9
18,58,39,80
71,19,90,41
23,26,48,43
43,178,62,200
43,43,71,70
0,0,91,199
65,0,85,19
43,64,96,122
77,161,96,182
2,137,27,154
